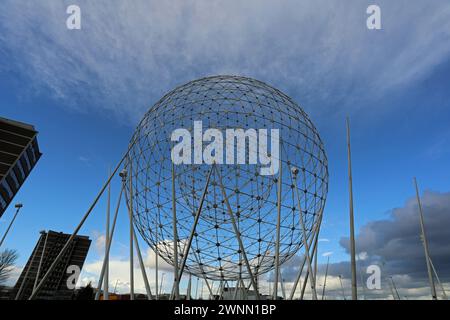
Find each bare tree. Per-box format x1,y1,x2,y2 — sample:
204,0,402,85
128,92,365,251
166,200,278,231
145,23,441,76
0,249,18,285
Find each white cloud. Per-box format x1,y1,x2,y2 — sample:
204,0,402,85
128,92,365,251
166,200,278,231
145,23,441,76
0,0,449,123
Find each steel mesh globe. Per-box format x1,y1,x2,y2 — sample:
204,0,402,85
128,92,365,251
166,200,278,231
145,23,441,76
126,75,328,281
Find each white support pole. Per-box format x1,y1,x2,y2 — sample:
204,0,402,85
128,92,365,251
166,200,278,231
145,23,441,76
273,157,282,300
346,117,358,300
29,146,132,300
288,237,314,299
132,224,153,300
104,168,111,300
290,207,323,300
390,277,401,300
300,213,323,300
193,251,214,298
414,177,437,300
95,176,125,300
429,257,448,300
159,273,166,296
123,186,154,300
172,163,180,300
338,275,346,300
280,269,286,300
15,234,43,300
187,274,192,300
0,203,23,248
33,231,49,292
170,165,214,299
291,166,317,300
129,161,135,300
216,166,260,300
322,256,330,300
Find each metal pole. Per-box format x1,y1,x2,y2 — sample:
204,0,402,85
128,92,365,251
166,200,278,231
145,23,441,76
429,257,448,300
338,275,346,300
15,233,43,300
322,256,330,300
414,177,437,300
104,168,111,300
291,166,318,300
172,163,180,300
273,157,282,300
388,278,397,300
0,203,23,248
95,176,125,300
288,229,316,299
159,273,166,296
300,219,321,300
124,195,153,300
216,166,260,300
131,224,153,300
193,251,214,298
155,247,159,299
129,161,135,300
33,231,49,291
29,146,132,300
280,269,286,300
187,274,192,300
170,165,214,299
390,276,401,300
288,208,322,300
195,277,199,299
346,117,358,300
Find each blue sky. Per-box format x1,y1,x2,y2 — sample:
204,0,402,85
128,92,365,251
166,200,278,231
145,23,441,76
1,0,450,298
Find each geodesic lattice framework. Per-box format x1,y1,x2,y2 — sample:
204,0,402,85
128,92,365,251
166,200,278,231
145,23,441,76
125,75,328,281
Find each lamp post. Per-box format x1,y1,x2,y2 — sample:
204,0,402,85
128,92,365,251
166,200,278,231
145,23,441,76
0,203,23,248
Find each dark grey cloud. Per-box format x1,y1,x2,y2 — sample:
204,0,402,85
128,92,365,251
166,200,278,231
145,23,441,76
338,190,450,281
272,191,450,299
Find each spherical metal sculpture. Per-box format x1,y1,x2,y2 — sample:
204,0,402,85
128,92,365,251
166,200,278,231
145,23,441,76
126,75,328,281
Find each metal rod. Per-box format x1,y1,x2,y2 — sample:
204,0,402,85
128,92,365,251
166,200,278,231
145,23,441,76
95,179,125,300
33,231,49,292
171,163,180,300
346,117,358,300
291,206,323,300
0,204,23,248
322,256,330,300
388,278,397,300
273,156,282,300
288,234,315,299
390,276,401,300
132,224,153,300
429,257,448,300
29,146,132,300
216,165,260,300
193,251,214,298
159,273,166,296
187,274,192,300
291,166,317,300
104,168,111,300
280,269,286,300
414,177,437,300
338,275,346,300
123,190,154,300
15,234,43,300
300,213,323,300
170,165,214,299
129,161,135,300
